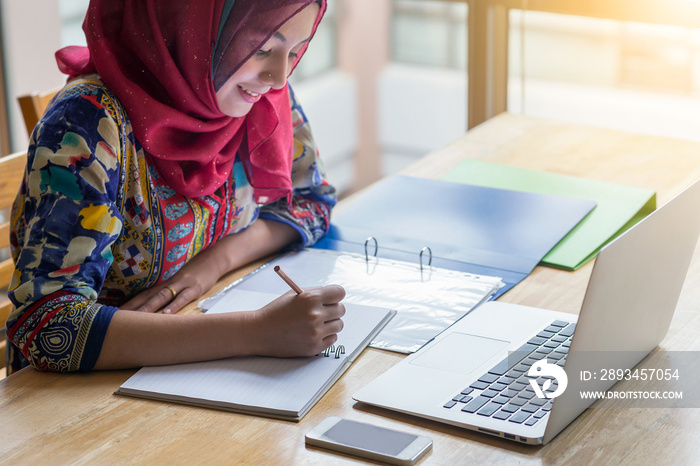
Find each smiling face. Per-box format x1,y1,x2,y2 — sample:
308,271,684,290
215,3,320,117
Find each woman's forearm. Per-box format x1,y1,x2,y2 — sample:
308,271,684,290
95,284,346,370
212,218,299,276
93,310,256,369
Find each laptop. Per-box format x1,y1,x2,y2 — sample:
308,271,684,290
353,179,700,445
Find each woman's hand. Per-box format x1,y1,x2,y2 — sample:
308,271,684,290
121,263,221,314
248,285,346,357
121,219,299,314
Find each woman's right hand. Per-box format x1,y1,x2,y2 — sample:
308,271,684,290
248,285,346,357
95,284,346,370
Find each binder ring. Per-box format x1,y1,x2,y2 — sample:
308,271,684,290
419,246,432,270
323,345,336,357
335,345,346,359
364,236,378,261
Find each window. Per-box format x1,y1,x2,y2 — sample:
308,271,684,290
379,1,469,176
392,0,467,69
58,0,90,46
291,2,338,82
508,10,700,142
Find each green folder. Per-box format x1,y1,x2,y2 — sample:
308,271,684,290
443,160,656,270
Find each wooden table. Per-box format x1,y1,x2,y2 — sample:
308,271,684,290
3,113,700,465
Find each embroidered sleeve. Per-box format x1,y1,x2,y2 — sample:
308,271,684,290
259,84,337,248
7,81,124,372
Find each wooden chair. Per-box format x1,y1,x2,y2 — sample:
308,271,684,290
0,152,26,372
17,88,60,136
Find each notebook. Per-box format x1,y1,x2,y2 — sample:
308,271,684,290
354,179,700,445
443,160,656,270
116,295,395,421
315,175,596,298
201,248,504,354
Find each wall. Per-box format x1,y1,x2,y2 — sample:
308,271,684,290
378,63,467,175
1,0,66,152
294,71,359,194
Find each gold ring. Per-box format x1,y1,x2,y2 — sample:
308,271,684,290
165,286,177,299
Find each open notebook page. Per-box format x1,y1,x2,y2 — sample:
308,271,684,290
117,293,394,419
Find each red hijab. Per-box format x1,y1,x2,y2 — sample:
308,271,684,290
55,0,327,202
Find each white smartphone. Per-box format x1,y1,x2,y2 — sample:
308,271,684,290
305,416,432,465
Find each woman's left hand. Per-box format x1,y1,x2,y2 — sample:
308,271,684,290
121,261,221,314
121,219,299,314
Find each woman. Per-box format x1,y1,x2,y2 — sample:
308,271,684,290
6,0,345,374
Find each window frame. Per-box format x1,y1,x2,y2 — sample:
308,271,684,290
434,0,700,128
0,29,10,156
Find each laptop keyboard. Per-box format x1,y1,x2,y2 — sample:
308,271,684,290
443,320,575,427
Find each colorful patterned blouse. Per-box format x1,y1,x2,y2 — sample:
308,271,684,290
6,75,336,374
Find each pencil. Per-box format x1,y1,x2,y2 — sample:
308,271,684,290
274,265,303,294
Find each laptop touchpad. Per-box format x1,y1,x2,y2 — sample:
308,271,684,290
410,332,509,375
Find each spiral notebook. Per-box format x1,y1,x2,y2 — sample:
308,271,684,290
115,296,395,421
